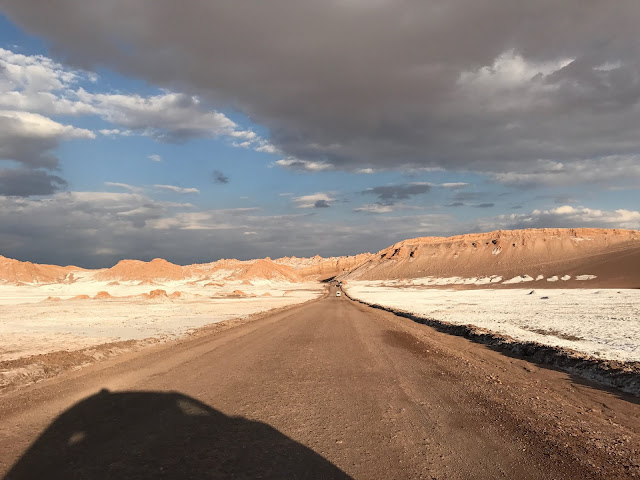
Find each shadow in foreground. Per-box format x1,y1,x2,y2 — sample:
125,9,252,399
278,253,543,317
5,389,351,480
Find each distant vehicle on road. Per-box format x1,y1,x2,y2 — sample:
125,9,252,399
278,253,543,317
336,291,341,297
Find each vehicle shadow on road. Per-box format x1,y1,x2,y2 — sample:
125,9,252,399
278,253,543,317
4,389,352,479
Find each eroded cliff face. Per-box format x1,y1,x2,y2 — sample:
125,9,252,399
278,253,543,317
295,253,374,280
342,228,640,287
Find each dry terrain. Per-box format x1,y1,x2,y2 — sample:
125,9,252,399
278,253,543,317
1,287,638,479
1,227,639,478
345,284,640,363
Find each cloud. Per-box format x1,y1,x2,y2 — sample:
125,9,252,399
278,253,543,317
76,89,256,143
0,191,198,263
0,190,452,267
292,193,334,208
496,205,640,230
534,194,578,205
154,184,200,194
0,190,190,235
254,142,278,154
451,191,490,203
211,170,229,184
148,154,162,162
492,157,640,188
607,185,640,192
474,203,495,208
446,202,465,208
353,202,423,214
0,110,94,169
0,168,67,196
354,203,394,214
0,48,95,116
150,208,257,231
6,2,640,178
0,48,263,146
274,158,333,172
362,183,431,201
99,128,133,137
0,188,635,268
104,182,143,193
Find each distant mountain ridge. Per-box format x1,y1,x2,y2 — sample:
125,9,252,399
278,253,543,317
0,252,371,284
3,228,639,287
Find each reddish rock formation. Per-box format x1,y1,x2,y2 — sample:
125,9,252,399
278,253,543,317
0,255,81,284
93,291,113,299
235,259,301,282
95,258,199,282
343,228,640,288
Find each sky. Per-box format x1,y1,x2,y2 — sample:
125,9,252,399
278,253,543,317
0,1,639,268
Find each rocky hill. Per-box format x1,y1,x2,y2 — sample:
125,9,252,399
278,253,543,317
341,228,640,288
0,255,81,284
94,258,199,281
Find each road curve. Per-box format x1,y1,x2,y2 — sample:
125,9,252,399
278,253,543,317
1,286,638,479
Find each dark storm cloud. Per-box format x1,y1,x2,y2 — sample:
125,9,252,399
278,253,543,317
4,1,640,176
314,200,330,208
0,112,92,169
362,183,431,201
212,170,229,184
0,168,67,196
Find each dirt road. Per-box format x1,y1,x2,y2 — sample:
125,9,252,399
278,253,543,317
1,287,639,479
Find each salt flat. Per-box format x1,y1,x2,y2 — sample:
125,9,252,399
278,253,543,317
0,278,322,362
345,281,640,362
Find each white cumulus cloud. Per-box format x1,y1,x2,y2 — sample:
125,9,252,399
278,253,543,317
154,184,200,195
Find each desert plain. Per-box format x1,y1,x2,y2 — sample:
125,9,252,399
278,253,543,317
1,228,639,479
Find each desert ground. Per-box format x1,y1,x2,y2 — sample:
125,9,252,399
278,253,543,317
0,228,639,479
345,284,639,362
